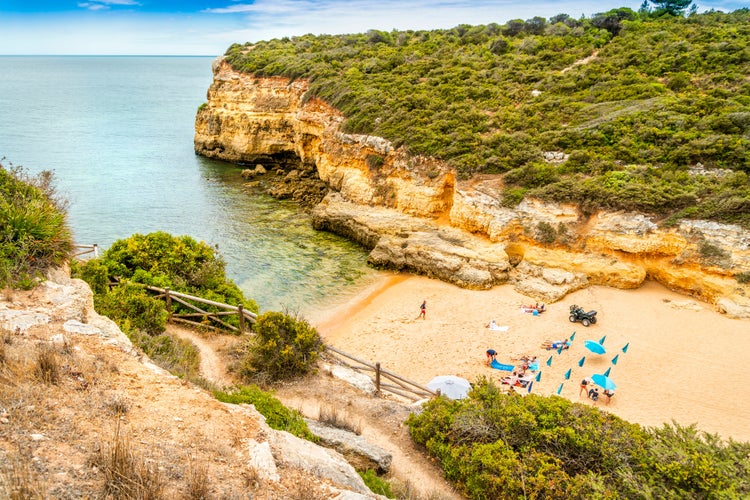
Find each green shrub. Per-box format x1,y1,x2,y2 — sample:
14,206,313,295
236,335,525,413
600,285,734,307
0,161,73,289
405,378,750,498
94,283,168,335
358,469,394,498
736,272,750,284
127,330,201,381
240,311,324,382
535,221,557,245
214,385,317,441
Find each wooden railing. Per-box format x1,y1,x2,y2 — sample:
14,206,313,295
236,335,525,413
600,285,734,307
72,244,99,260
325,345,436,402
144,285,257,334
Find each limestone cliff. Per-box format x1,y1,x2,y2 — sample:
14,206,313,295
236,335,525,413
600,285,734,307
195,58,750,318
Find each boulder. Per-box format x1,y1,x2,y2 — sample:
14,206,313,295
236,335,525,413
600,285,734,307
305,419,393,473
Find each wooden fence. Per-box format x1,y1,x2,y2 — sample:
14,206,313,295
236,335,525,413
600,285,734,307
72,244,99,260
325,345,436,402
144,285,257,334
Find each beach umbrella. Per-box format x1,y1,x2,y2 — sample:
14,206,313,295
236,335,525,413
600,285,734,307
622,342,630,353
557,383,563,395
611,354,619,365
578,356,586,367
427,375,472,400
535,372,542,382
584,340,606,355
603,367,611,377
564,368,572,380
557,345,564,355
599,335,607,345
569,331,576,341
527,381,534,393
591,374,616,391
546,356,553,367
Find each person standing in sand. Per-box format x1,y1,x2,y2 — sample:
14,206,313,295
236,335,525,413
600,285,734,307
419,300,426,320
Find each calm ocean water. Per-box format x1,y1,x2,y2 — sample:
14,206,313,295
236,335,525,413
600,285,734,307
0,56,379,313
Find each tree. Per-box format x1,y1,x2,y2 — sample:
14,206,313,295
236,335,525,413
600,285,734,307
648,0,694,16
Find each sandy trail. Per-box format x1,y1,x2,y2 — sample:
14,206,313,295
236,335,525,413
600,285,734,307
308,272,750,442
167,324,234,388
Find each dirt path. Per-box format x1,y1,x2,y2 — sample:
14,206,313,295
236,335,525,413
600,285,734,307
167,324,235,388
166,324,462,499
273,374,462,500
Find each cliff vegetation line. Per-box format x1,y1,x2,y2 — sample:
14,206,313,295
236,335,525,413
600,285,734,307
223,7,750,227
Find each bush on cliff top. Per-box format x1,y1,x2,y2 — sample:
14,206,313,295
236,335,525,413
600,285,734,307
406,378,750,499
0,160,73,289
223,9,750,226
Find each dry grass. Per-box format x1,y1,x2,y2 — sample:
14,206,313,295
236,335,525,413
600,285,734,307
391,478,454,500
90,421,164,499
34,343,61,384
0,449,46,500
185,455,211,500
319,404,362,435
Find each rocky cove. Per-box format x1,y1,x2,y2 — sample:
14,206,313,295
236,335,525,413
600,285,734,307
195,58,750,319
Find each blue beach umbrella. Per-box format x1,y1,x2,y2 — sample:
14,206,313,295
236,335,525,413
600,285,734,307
599,335,607,345
591,374,616,391
557,383,564,395
603,367,611,377
611,354,619,365
564,368,572,380
535,371,542,382
584,340,606,355
557,345,564,355
569,331,576,341
527,381,534,393
622,342,630,353
578,356,586,367
546,356,553,367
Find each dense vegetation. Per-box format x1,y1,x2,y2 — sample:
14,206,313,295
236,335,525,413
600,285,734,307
0,161,73,289
237,310,324,383
74,231,258,335
224,8,750,226
406,379,750,499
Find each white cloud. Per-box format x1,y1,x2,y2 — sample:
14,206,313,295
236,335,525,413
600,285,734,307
78,0,141,10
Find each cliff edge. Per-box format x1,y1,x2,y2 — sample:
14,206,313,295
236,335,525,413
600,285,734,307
195,58,750,318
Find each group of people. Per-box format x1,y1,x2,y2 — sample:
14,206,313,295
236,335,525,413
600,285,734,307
580,377,614,403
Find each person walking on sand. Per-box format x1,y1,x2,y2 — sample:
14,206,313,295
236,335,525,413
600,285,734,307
418,300,426,320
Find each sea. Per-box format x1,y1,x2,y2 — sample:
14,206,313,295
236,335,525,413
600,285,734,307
0,56,380,314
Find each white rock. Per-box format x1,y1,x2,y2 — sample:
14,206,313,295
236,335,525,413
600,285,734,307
63,320,101,336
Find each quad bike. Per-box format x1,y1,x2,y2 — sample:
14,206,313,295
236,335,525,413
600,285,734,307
569,304,597,327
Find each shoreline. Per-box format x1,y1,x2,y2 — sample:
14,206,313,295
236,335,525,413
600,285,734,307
310,274,750,442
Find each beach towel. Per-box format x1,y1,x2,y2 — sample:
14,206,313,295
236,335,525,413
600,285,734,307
491,360,515,371
489,324,509,332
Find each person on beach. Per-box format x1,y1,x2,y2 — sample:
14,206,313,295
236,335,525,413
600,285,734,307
588,387,599,402
603,389,615,403
486,349,497,365
419,300,426,320
580,377,591,396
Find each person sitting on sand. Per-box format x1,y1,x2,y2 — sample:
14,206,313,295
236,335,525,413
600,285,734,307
588,387,599,402
486,319,497,329
603,389,615,403
485,349,498,365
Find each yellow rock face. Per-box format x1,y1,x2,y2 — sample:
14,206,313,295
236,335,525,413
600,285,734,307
195,61,750,315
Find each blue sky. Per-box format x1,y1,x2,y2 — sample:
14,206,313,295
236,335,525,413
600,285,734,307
1,0,746,55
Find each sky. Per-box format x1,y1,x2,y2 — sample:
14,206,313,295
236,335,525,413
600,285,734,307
1,0,746,55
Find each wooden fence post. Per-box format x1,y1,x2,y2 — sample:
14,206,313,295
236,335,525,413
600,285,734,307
165,287,172,322
238,304,245,334
375,362,381,396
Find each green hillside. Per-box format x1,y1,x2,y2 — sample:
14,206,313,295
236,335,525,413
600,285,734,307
224,8,750,226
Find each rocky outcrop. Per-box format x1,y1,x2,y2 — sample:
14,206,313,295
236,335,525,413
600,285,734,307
0,270,386,499
195,59,750,318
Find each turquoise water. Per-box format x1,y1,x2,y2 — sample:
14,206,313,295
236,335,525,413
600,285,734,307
0,56,379,313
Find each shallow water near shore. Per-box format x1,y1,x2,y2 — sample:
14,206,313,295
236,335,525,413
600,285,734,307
0,56,380,312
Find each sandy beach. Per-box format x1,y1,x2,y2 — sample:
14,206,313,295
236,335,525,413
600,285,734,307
309,272,750,442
